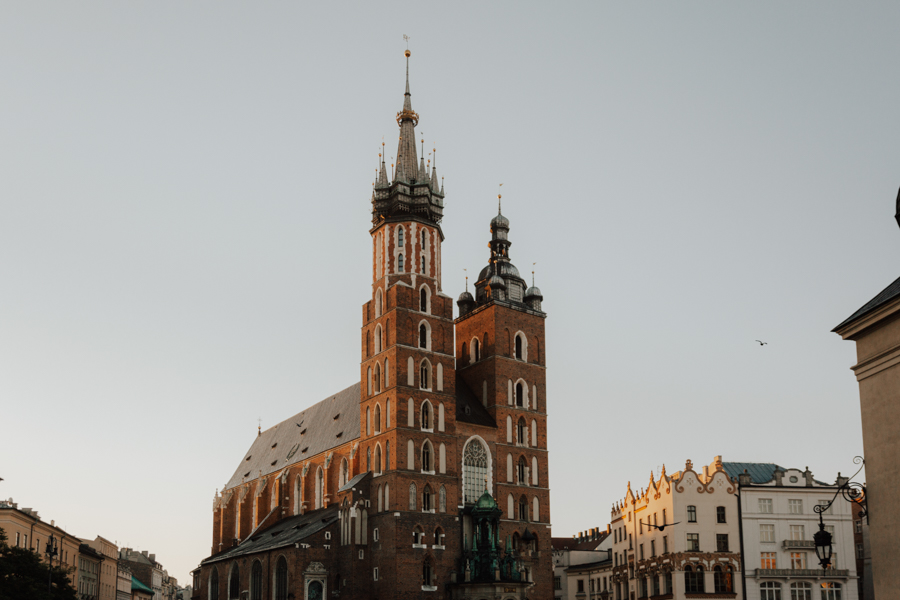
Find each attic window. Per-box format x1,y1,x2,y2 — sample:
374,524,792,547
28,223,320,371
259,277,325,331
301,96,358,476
244,472,250,478
336,432,343,438
245,456,252,461
271,443,277,449
301,429,307,435
271,460,277,466
301,447,309,454
333,414,340,420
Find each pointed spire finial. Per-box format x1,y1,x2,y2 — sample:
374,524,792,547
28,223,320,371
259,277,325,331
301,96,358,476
498,183,503,214
464,268,468,292
532,262,536,287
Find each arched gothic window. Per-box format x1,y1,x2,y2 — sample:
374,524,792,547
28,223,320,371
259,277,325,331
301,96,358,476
515,334,523,360
374,289,383,318
517,418,527,445
515,382,524,407
374,325,382,354
420,287,428,312
421,255,426,273
315,468,324,509
398,227,404,248
439,486,447,513
423,484,433,511
419,323,427,349
249,560,262,600
421,441,433,472
374,404,382,434
462,439,489,503
228,563,240,600
209,567,219,600
339,459,349,488
420,360,430,389
398,254,405,272
386,441,390,471
423,556,434,587
421,401,433,430
366,447,371,472
409,482,417,511
374,363,381,393
307,581,323,600
473,338,480,362
374,444,383,474
517,457,526,484
518,496,528,521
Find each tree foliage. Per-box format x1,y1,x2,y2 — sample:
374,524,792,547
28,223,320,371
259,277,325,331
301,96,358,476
0,527,78,600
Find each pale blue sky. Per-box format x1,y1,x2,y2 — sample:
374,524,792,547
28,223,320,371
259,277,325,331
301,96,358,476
1,1,898,583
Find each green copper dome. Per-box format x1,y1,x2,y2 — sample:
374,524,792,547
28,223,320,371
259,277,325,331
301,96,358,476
473,490,498,511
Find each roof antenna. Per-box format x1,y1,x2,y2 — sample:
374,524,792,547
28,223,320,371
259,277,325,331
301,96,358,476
498,183,503,214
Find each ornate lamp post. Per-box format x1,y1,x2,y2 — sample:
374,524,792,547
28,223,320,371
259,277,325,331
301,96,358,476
812,456,867,570
44,534,58,594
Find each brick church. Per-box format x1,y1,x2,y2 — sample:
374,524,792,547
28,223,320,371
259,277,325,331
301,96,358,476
197,51,551,600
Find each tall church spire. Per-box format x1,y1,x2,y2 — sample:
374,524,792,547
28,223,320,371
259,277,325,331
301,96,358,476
395,50,419,182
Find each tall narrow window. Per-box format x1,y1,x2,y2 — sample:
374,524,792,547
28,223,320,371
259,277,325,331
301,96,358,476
398,254,405,272
419,324,427,349
439,486,447,513
420,361,430,389
315,468,324,509
209,567,219,600
423,485,433,511
398,227,404,248
517,457,526,484
716,506,726,523
515,335,523,360
473,339,480,361
421,401,433,429
421,230,426,248
421,441,432,472
228,564,240,600
518,496,528,521
409,482,417,511
420,288,428,312
249,561,262,600
687,505,697,522
517,418,527,445
516,382,524,407
421,255,426,273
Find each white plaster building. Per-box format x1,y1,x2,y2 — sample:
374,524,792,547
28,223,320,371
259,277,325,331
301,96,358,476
552,528,612,600
610,456,742,600
723,462,859,600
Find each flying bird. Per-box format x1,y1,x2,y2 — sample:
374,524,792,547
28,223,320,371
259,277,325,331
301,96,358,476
640,520,680,532
756,340,768,346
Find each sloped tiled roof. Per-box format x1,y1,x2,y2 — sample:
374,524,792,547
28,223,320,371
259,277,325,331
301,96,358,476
833,274,900,331
722,462,784,484
551,532,609,552
455,375,496,428
202,505,340,564
224,383,361,491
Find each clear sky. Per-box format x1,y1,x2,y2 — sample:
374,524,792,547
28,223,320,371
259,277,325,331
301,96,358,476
1,1,898,584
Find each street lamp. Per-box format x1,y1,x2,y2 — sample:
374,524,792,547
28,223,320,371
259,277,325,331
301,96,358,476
44,534,58,594
812,456,867,571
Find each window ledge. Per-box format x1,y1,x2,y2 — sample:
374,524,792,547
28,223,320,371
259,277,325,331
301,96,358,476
422,508,436,514
432,544,445,550
412,544,428,549
421,428,434,433
421,585,438,592
421,470,436,476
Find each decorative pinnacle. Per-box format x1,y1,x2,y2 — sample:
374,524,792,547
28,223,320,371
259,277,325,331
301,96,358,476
498,183,503,213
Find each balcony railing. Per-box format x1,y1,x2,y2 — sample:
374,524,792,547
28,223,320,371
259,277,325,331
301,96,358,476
781,539,815,549
755,568,850,577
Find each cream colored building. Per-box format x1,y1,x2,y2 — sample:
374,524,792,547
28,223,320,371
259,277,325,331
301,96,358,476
610,456,742,600
85,535,119,600
0,498,81,586
834,253,900,599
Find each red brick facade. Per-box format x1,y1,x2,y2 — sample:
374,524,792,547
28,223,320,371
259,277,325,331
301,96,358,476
196,55,550,600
